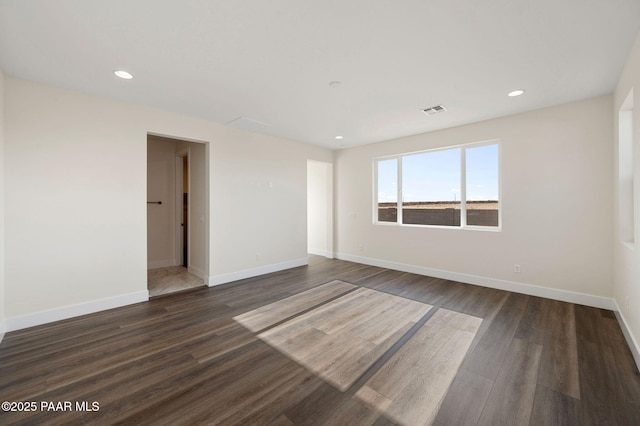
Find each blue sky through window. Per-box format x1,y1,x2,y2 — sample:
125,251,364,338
377,159,397,202
377,144,499,203
402,148,460,202
466,144,499,201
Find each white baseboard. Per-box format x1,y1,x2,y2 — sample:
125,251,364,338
148,259,176,270
335,253,615,310
208,258,309,287
613,300,640,370
5,290,149,332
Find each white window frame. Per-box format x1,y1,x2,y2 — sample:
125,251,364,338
373,140,501,231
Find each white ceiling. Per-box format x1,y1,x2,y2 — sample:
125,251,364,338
1,1,639,149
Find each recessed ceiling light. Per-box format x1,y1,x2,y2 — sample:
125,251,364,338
329,81,342,89
335,135,344,140
508,89,525,97
114,70,133,80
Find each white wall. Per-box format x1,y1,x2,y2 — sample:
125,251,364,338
0,69,5,341
614,33,640,365
4,77,332,329
147,136,177,268
335,96,613,305
207,130,332,282
307,160,333,257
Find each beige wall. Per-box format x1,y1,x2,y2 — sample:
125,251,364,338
0,69,5,340
614,33,640,362
335,95,613,302
4,76,332,326
307,160,332,257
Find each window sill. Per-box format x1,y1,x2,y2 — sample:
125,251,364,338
374,222,501,232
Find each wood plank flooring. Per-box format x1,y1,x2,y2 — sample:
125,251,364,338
356,308,482,425
233,280,357,332
1,256,639,425
255,284,433,391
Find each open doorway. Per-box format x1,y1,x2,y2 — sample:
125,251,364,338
307,160,333,258
147,134,208,297
177,153,189,267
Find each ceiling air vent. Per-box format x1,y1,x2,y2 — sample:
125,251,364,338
422,105,448,115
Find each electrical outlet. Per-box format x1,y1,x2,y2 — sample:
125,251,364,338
359,244,364,252
514,264,521,273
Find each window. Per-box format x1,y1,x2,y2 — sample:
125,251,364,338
465,144,500,227
402,148,461,226
377,159,398,223
375,142,500,229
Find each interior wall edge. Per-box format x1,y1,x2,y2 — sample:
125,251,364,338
335,252,615,310
188,265,206,280
614,300,640,370
208,258,309,287
5,290,149,332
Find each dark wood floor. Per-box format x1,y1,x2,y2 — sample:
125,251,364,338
1,256,639,425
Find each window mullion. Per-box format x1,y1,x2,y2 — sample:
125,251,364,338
373,159,379,223
397,156,403,225
461,148,467,228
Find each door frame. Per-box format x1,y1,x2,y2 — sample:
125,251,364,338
175,149,189,267
147,131,210,284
